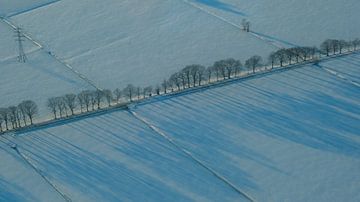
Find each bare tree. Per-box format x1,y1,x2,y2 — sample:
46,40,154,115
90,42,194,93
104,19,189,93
223,58,239,79
189,65,200,87
268,52,277,69
55,97,67,117
21,100,38,125
94,90,104,109
113,88,122,103
206,66,213,83
276,49,288,67
136,87,142,100
320,39,332,56
162,79,169,93
351,38,360,51
245,55,262,73
123,84,136,102
197,65,206,86
18,102,28,126
338,40,348,54
155,85,161,95
331,39,339,54
0,108,9,130
213,60,227,80
103,89,113,107
169,73,181,91
143,86,153,97
8,106,18,129
0,113,3,132
15,107,22,127
47,97,58,119
64,94,77,115
182,66,192,88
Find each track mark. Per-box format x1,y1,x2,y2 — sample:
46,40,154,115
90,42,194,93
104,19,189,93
128,109,256,202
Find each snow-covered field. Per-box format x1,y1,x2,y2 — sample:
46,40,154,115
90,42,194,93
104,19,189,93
0,48,94,115
1,111,245,202
188,0,360,47
1,54,359,201
1,0,359,118
133,60,360,201
1,1,360,201
7,0,276,90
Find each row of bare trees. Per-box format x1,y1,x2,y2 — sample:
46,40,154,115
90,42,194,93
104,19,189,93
320,39,360,56
1,38,359,131
47,90,113,119
0,100,38,132
41,37,360,120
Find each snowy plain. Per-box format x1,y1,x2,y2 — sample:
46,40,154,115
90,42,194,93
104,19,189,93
188,0,360,47
1,53,360,201
0,0,360,201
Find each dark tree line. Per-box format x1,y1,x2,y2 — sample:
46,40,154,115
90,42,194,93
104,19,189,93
35,37,360,121
0,100,38,132
320,39,360,56
2,37,359,132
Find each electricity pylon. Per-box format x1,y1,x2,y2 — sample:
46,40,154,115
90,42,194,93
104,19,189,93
14,28,27,63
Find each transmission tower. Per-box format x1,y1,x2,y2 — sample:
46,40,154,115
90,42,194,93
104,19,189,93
14,28,27,63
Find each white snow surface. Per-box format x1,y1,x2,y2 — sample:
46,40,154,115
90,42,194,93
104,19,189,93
1,111,245,202
0,0,58,17
1,54,359,201
1,1,360,201
133,60,360,201
188,0,360,47
8,0,275,90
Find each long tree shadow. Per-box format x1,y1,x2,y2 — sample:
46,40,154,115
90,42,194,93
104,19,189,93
0,178,37,202
191,0,247,16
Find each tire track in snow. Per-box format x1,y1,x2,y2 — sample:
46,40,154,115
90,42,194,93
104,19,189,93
0,135,72,202
0,17,102,91
314,64,360,88
180,0,285,49
128,109,256,202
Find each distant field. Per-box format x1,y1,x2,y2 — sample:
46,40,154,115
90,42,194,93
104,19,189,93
8,0,276,90
189,0,360,47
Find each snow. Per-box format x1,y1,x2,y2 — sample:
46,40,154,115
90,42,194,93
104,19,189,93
0,138,64,202
8,0,276,90
132,60,360,201
188,0,360,47
0,0,58,17
1,0,360,201
2,111,245,202
319,51,360,84
1,53,359,201
0,49,94,115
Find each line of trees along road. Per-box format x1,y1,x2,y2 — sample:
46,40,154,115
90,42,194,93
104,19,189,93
1,38,359,133
0,100,38,132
